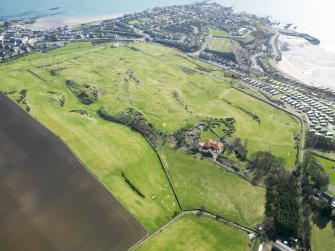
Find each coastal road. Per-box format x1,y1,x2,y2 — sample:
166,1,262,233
270,30,281,60
0,93,146,251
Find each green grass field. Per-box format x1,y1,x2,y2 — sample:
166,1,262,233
160,147,265,227
209,27,229,36
0,43,180,232
311,220,335,251
0,42,299,164
209,37,232,52
314,156,335,185
0,41,300,234
128,20,140,25
131,44,299,166
136,214,249,251
199,129,217,142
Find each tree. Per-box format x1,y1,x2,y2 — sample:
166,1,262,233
226,137,248,160
266,172,301,238
303,153,329,190
306,132,335,151
250,151,285,184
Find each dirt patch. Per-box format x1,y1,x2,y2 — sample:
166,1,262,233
0,93,146,251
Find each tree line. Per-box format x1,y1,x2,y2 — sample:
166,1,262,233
249,150,334,249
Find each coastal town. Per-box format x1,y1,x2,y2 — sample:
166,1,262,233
1,2,335,251
3,2,330,136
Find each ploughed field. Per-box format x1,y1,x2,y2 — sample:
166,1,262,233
0,94,146,251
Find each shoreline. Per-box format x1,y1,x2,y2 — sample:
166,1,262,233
21,13,123,30
6,4,335,93
274,35,335,90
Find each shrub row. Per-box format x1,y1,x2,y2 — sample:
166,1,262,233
121,171,145,198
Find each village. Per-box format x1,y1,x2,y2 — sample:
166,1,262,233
0,1,321,78
0,2,270,67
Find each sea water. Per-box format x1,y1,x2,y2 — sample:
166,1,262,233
0,0,194,20
217,0,335,88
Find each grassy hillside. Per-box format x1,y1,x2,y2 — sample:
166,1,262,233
160,147,265,227
311,220,335,251
133,45,299,166
0,41,299,231
98,42,297,165
209,27,229,36
136,214,249,251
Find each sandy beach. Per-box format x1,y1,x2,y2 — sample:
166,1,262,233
23,13,123,30
277,35,335,90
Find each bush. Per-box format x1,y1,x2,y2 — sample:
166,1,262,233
97,107,159,147
66,80,99,105
121,171,145,198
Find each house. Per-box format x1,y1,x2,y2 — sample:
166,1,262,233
203,139,224,151
272,240,295,251
321,192,333,204
112,42,119,48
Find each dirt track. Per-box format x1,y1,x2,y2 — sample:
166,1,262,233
0,93,146,251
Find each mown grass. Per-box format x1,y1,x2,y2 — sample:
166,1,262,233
311,220,335,251
209,37,231,52
199,129,217,142
209,27,229,36
160,147,265,227
136,214,249,251
128,20,140,25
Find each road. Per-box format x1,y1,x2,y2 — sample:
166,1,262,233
270,30,281,60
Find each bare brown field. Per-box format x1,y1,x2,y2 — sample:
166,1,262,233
0,93,146,251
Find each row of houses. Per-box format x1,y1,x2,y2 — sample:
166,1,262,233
281,91,335,138
319,191,335,208
242,77,286,96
